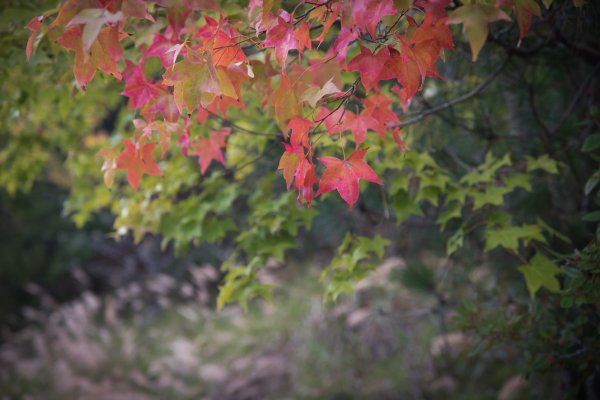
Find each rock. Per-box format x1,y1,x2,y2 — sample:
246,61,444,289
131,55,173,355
498,375,527,400
430,332,470,357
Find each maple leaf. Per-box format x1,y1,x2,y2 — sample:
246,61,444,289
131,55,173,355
144,31,184,68
196,17,249,67
121,0,154,20
289,58,343,95
448,3,511,62
278,142,303,190
194,14,220,39
347,46,391,92
116,139,162,190
300,78,340,108
312,4,340,44
518,253,561,298
332,26,359,66
396,38,441,101
122,60,158,109
67,8,123,54
141,85,180,122
499,0,541,39
142,120,180,157
409,13,454,57
415,0,451,22
317,107,353,136
57,25,123,88
212,30,249,66
25,16,44,62
97,147,119,190
263,16,298,68
317,149,383,209
340,111,381,147
162,47,222,113
278,143,317,207
295,156,317,207
351,0,397,38
205,93,245,118
289,116,312,148
50,0,87,28
294,21,312,53
154,0,219,36
270,75,300,133
362,94,399,135
385,15,453,109
194,127,231,174
386,49,421,110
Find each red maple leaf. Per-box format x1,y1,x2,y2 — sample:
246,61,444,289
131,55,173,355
141,84,180,123
415,0,451,22
340,111,381,147
362,94,399,135
263,16,298,68
122,60,158,109
317,148,382,209
278,143,317,207
386,48,420,110
347,46,391,92
384,14,453,109
144,30,184,68
194,127,231,174
57,25,122,88
351,0,397,38
294,21,312,53
317,107,353,136
154,0,218,36
25,16,44,61
289,116,312,148
295,156,317,207
332,26,359,66
313,3,341,44
116,139,162,190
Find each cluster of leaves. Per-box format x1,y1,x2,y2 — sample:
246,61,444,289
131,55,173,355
25,0,568,209
21,0,589,307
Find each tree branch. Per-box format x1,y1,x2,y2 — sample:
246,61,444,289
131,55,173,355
390,56,512,129
209,111,280,138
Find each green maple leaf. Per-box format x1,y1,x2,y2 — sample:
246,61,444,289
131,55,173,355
448,2,510,62
162,48,222,113
484,224,545,252
518,253,561,298
526,154,559,174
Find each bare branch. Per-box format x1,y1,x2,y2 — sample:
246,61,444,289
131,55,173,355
209,111,280,138
390,56,512,129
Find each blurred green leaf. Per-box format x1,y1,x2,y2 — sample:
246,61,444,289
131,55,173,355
518,253,561,298
526,154,558,174
582,134,600,152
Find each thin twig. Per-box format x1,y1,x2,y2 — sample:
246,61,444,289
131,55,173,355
209,111,279,138
390,56,512,129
